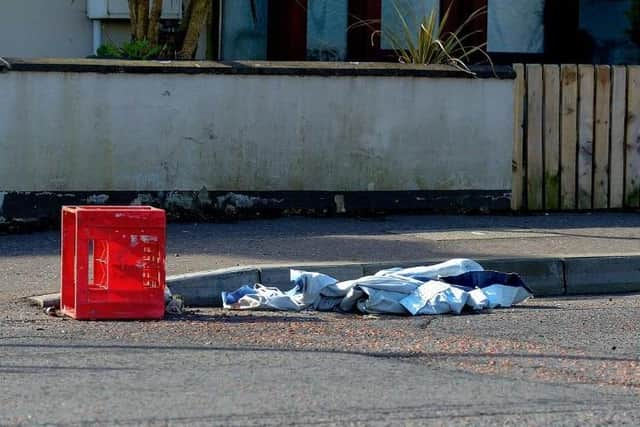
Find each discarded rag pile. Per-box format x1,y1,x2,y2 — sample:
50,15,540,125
222,259,533,315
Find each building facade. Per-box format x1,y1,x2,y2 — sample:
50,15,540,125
0,0,638,64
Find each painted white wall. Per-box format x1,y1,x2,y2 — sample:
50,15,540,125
0,0,207,59
0,0,94,58
0,70,513,192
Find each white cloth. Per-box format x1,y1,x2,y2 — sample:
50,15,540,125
400,281,470,315
375,258,484,280
339,274,423,314
221,259,532,315
223,284,305,311
482,284,532,308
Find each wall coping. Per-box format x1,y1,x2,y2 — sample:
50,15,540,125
0,57,514,79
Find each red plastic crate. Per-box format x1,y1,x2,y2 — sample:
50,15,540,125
60,206,166,320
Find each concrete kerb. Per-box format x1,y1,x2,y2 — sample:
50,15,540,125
479,258,565,297
564,255,640,295
27,255,640,309
27,293,61,308
167,267,260,307
166,256,640,306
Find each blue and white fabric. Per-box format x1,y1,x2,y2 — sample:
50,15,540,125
221,259,532,315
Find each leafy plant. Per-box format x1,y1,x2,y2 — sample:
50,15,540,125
352,1,493,75
96,43,123,59
120,39,164,60
97,39,165,60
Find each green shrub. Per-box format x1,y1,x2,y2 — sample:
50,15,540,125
96,39,165,60
96,42,123,59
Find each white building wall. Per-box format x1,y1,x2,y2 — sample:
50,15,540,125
0,0,95,58
0,0,207,59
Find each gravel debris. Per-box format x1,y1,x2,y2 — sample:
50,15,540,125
2,294,639,393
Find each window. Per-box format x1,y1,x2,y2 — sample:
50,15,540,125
268,0,307,60
579,0,640,64
487,0,545,54
307,0,349,60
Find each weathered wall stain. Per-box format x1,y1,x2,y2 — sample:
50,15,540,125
85,194,110,204
0,190,511,230
0,72,513,193
0,62,516,226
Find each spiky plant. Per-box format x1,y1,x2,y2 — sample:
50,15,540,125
352,1,493,75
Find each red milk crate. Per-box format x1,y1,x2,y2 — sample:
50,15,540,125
60,206,166,320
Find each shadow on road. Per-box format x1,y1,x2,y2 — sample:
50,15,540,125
2,213,640,259
2,342,637,364
165,313,325,323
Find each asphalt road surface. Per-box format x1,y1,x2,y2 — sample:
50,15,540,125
1,294,639,426
1,213,639,426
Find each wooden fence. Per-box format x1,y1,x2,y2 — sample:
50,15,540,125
512,64,640,211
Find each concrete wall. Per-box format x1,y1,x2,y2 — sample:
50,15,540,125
0,60,514,220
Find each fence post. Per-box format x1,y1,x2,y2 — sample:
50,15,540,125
512,63,526,211
593,65,611,209
625,66,640,208
543,65,561,210
560,65,579,210
526,64,544,210
609,66,627,208
577,65,595,210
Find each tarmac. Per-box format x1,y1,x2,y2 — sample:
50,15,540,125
2,212,640,426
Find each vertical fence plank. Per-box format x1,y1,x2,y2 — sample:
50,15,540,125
512,64,526,211
543,65,561,210
593,65,611,209
577,65,595,210
626,66,640,208
560,65,579,209
610,66,627,208
527,64,544,210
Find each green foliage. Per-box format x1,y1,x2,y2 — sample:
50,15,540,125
96,39,164,60
96,43,122,59
120,39,164,59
